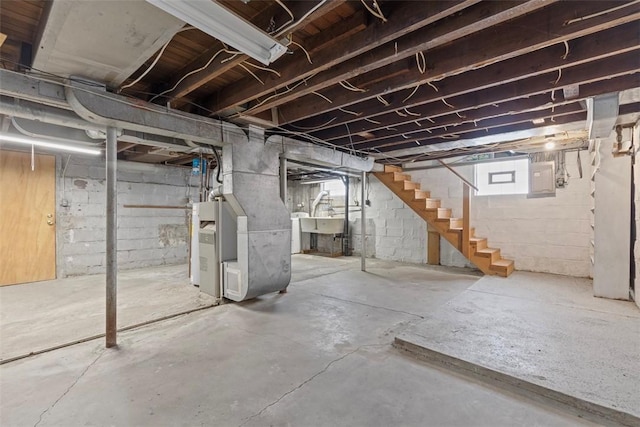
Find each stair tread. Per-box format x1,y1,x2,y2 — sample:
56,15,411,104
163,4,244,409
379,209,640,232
477,247,499,253
492,259,514,266
384,164,403,173
470,237,487,242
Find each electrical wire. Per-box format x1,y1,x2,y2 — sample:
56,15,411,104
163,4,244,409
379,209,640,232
273,0,295,34
149,48,228,103
239,63,265,85
120,26,196,90
402,84,421,103
360,0,387,22
289,39,313,64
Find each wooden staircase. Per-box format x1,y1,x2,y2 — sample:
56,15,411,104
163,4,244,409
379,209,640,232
374,165,514,277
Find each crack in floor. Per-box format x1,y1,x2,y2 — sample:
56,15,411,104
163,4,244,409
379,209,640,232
237,344,384,427
33,348,105,427
312,293,425,319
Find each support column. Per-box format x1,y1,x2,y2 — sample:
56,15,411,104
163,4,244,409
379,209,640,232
106,126,118,348
361,171,366,271
462,183,470,257
342,175,350,256
280,156,287,204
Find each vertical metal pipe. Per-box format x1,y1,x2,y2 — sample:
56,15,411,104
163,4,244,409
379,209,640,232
106,126,118,348
342,175,350,256
280,156,287,204
361,171,366,271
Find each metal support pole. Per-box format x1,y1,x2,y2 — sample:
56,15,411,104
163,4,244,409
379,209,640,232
106,126,118,348
280,156,287,204
342,175,350,256
361,171,366,271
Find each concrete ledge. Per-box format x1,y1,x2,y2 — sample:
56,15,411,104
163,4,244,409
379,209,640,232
393,336,640,427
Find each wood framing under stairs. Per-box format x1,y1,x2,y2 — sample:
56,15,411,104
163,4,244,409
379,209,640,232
373,164,514,277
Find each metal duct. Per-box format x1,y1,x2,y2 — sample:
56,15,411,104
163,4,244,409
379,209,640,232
0,99,198,153
587,93,620,139
64,80,224,146
222,125,291,300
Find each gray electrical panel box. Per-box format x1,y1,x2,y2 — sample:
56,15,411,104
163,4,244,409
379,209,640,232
528,161,556,198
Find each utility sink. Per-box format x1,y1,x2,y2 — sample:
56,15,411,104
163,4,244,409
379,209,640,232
299,217,344,234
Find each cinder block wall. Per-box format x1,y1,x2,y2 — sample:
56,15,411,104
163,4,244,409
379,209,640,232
55,155,199,277
351,178,427,263
360,151,592,277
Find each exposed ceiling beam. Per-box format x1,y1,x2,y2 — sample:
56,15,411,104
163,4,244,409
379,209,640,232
275,1,640,126
353,103,587,151
379,102,640,160
164,0,345,103
296,22,639,139
203,0,480,114
305,50,640,143
240,0,555,117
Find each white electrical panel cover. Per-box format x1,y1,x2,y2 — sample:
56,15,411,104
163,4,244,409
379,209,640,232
529,161,555,197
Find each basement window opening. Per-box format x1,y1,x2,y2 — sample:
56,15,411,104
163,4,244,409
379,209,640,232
475,159,529,196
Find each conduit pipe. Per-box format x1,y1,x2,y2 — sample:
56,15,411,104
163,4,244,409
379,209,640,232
311,191,328,217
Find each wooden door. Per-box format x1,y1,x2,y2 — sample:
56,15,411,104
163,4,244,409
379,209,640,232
0,150,56,285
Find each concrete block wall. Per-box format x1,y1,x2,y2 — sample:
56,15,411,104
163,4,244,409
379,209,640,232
56,155,199,277
363,151,592,277
352,176,426,263
286,180,321,214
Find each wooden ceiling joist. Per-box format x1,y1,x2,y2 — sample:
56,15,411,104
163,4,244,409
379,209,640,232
163,0,346,103
278,1,640,128
293,21,640,137
241,0,555,118
302,51,640,144
203,0,479,114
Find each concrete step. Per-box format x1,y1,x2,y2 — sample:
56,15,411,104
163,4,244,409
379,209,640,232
393,334,632,426
490,259,515,277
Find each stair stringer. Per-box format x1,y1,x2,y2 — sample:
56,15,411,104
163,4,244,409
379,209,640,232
373,165,514,277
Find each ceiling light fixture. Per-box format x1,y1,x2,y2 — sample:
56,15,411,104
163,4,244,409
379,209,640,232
544,141,556,150
0,132,102,155
145,0,288,65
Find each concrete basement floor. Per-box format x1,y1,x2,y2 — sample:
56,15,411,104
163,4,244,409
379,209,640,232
396,271,640,425
0,255,626,426
0,265,216,362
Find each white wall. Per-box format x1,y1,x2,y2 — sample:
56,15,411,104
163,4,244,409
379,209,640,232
56,155,199,277
360,151,593,277
351,176,427,263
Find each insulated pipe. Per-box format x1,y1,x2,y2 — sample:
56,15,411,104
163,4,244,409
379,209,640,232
311,191,328,217
106,126,118,348
361,171,366,271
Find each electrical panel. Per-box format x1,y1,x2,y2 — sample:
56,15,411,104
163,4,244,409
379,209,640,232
528,161,556,198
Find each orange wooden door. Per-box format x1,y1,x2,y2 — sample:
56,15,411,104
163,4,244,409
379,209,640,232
0,150,56,285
